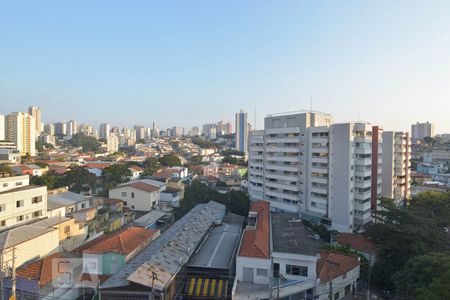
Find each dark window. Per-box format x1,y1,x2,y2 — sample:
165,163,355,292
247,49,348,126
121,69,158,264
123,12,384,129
286,265,308,276
32,196,42,204
273,263,280,277
16,200,24,208
131,192,135,198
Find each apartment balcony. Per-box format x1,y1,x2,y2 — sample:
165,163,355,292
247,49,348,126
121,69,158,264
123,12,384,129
311,157,328,164
355,190,371,201
265,173,299,182
265,181,300,192
266,127,301,134
265,146,301,153
311,176,329,184
354,212,372,226
264,137,302,143
265,155,300,163
355,147,372,155
310,186,328,194
354,198,371,211
310,137,329,144
311,166,328,174
249,176,264,184
355,169,372,177
265,164,299,173
355,158,372,166
354,180,371,189
265,190,300,201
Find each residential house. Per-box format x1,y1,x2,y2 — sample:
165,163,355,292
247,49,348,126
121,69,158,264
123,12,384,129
47,188,91,214
129,166,144,181
109,180,161,211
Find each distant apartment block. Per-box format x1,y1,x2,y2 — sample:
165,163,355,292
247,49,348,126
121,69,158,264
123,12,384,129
28,106,42,135
411,121,434,141
5,112,36,156
381,131,411,204
235,109,249,153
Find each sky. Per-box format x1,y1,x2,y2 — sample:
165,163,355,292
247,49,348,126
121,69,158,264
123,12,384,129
1,0,450,132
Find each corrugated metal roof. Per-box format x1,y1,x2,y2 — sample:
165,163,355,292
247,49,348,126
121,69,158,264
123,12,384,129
99,201,225,291
0,225,57,250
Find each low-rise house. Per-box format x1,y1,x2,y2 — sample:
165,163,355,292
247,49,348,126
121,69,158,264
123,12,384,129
109,180,161,211
2,251,81,300
129,166,144,181
75,227,159,284
335,233,378,264
316,251,360,300
0,175,47,229
132,210,171,230
47,188,91,214
0,148,21,164
71,207,97,223
160,187,182,208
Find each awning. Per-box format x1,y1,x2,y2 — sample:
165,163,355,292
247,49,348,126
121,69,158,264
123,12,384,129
185,277,228,298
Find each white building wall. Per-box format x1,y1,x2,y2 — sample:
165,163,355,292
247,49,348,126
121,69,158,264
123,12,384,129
109,186,160,211
235,256,271,285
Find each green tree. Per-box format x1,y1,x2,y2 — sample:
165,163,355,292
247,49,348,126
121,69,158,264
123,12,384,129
142,157,161,175
63,166,97,193
102,164,132,186
0,164,12,175
417,269,450,300
159,154,181,167
70,133,101,152
392,253,450,297
35,141,54,152
190,155,203,164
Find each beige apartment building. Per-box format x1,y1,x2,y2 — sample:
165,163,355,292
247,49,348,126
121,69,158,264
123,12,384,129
5,112,36,156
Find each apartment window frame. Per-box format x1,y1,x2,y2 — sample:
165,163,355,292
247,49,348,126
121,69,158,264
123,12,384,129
16,200,24,208
286,264,308,277
256,268,268,277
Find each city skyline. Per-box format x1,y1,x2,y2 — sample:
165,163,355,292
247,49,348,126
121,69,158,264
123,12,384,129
2,1,450,132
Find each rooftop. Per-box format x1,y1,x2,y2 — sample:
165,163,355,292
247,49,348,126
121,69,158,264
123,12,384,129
271,213,320,256
100,201,225,292
47,191,89,205
188,213,244,269
132,210,167,227
316,251,360,281
238,201,270,259
75,227,157,255
0,225,57,250
335,233,377,254
118,181,160,193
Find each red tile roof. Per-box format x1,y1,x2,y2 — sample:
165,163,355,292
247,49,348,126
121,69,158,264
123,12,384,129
16,252,68,288
336,233,377,254
84,163,111,169
316,251,360,281
76,227,157,255
239,201,270,259
123,181,160,193
129,166,144,172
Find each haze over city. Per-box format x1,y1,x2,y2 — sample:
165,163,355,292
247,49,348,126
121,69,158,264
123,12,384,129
2,0,450,132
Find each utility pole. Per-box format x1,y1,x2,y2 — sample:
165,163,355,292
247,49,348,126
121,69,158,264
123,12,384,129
147,264,158,300
367,251,372,300
10,247,16,300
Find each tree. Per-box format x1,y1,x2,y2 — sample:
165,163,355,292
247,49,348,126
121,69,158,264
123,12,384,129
143,157,161,175
423,136,435,145
35,141,54,152
70,133,101,152
63,166,97,193
392,253,450,297
190,155,203,164
417,269,450,300
159,154,181,167
102,164,132,187
0,164,12,175
31,173,65,190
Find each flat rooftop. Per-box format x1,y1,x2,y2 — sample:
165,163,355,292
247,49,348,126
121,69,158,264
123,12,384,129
271,213,320,256
188,213,244,269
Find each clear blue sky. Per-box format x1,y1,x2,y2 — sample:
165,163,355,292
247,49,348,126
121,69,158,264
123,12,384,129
1,0,450,132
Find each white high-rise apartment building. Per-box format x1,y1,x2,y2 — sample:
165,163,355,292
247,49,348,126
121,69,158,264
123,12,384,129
248,111,382,232
381,131,411,205
106,134,119,152
235,109,249,153
411,121,434,141
99,123,111,140
0,114,5,141
66,120,78,136
28,106,42,135
5,112,36,156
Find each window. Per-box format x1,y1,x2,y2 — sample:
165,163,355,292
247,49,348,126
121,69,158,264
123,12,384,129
123,201,128,206
131,192,135,198
16,200,24,208
33,210,42,218
16,215,24,222
152,201,156,206
2,183,7,187
342,272,347,279
15,181,23,186
131,205,135,209
0,204,5,212
32,196,42,204
286,265,308,276
273,263,280,277
64,225,70,234
122,192,127,197
334,292,339,300
256,268,268,277
0,221,5,227
81,203,86,209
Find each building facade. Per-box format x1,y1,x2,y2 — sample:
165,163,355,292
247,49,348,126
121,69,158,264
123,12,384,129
235,109,249,153
5,112,36,156
411,121,434,141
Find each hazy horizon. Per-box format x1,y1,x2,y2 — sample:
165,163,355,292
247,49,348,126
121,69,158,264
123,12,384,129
2,1,450,133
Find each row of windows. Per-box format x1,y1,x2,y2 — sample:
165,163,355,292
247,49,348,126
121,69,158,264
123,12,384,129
122,192,135,198
1,181,24,188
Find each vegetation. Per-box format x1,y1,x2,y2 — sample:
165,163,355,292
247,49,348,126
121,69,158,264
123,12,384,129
191,137,220,149
101,164,132,187
0,164,12,175
69,133,101,152
175,180,250,219
31,167,97,193
301,219,331,242
159,153,181,167
142,157,161,176
222,155,247,166
190,155,203,164
365,193,450,295
35,141,54,152
221,149,244,156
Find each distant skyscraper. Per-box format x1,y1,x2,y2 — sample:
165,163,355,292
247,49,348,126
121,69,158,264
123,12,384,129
134,125,145,141
191,126,200,136
99,123,111,140
28,106,42,135
411,121,435,141
235,109,249,153
66,120,78,136
5,112,36,156
54,122,67,136
44,123,55,136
